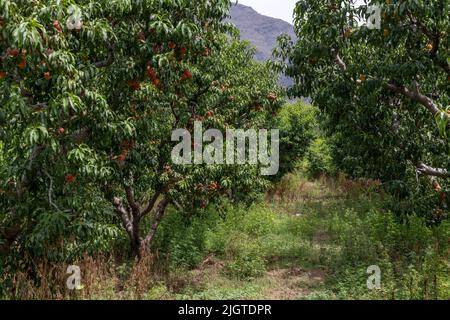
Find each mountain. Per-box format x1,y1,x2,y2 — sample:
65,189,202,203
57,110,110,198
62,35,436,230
229,3,296,62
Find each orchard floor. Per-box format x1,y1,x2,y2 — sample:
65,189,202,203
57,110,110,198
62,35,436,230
147,174,449,300
168,254,328,300
7,174,449,300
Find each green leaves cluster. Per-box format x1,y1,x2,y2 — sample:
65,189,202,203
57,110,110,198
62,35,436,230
276,0,450,214
0,0,282,261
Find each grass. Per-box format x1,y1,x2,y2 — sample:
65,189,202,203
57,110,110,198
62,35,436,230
3,173,449,300
150,173,448,300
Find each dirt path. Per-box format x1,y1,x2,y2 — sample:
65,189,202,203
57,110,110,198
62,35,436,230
263,268,326,300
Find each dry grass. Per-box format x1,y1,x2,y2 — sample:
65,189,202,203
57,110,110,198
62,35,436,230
9,253,159,300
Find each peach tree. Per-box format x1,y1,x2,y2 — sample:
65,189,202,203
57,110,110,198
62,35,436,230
0,0,282,259
275,0,449,218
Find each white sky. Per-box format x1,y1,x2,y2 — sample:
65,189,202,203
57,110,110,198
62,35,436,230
235,0,297,24
235,0,366,24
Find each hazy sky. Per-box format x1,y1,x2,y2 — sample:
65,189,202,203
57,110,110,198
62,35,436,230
235,0,297,24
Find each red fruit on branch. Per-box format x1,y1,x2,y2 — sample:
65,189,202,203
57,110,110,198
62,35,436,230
117,154,126,162
206,110,214,118
146,65,156,79
7,48,20,57
267,94,278,102
168,41,176,49
208,182,219,192
65,174,76,183
152,78,161,88
53,20,63,33
57,127,65,135
179,47,187,60
127,80,141,90
181,69,192,81
17,59,27,70
199,200,207,209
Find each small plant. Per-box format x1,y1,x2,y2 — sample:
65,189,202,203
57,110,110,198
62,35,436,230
305,138,335,179
224,253,266,280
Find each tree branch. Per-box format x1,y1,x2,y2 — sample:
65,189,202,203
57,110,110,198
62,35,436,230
140,190,161,219
140,177,182,219
125,186,140,216
43,170,62,212
385,81,444,117
334,53,347,71
142,198,170,249
416,162,450,179
94,45,115,68
17,145,45,199
407,13,449,75
112,197,133,237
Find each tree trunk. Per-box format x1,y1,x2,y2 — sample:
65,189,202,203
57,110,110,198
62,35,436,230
131,214,142,259
109,185,171,259
130,234,142,260
141,198,170,251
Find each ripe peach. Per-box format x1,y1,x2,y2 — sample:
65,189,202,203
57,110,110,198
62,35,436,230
53,20,63,33
17,59,26,70
65,174,76,183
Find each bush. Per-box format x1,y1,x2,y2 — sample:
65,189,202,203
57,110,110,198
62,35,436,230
305,138,335,178
325,207,449,300
152,208,219,271
223,252,266,280
276,102,318,178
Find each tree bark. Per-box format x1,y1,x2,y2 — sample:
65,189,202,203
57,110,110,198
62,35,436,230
385,81,443,118
416,162,450,179
109,186,171,259
141,198,170,251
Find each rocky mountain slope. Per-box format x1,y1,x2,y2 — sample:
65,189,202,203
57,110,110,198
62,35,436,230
230,3,296,62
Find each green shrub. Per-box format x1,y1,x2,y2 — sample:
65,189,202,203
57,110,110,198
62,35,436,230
152,209,219,271
276,102,318,178
323,206,449,299
223,253,266,280
305,138,336,178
